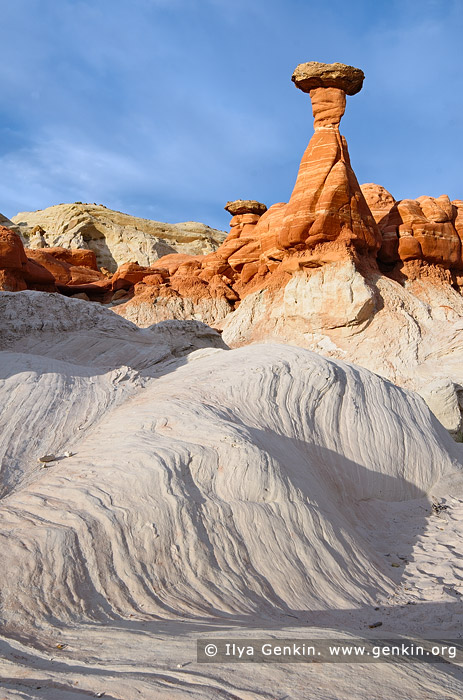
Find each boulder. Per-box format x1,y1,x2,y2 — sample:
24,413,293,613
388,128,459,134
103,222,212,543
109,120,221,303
224,200,267,216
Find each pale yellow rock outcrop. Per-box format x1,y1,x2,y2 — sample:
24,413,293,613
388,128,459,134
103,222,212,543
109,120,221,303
12,203,226,272
0,212,20,233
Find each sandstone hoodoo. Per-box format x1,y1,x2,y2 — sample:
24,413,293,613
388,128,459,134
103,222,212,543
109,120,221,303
113,61,381,325
268,61,379,264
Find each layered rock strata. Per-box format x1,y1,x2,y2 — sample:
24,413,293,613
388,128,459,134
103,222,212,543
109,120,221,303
361,183,463,281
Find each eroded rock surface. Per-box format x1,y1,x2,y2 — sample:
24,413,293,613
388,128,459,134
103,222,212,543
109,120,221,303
0,226,111,296
224,199,268,216
291,61,365,95
361,183,463,273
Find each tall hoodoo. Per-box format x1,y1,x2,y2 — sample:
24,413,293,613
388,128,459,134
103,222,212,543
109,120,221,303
270,61,380,261
99,61,384,317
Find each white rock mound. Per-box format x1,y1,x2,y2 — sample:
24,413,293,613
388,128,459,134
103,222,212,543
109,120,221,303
0,291,461,630
219,261,463,439
0,291,225,496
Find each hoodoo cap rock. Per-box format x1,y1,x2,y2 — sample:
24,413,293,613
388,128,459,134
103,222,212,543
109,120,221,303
291,61,365,95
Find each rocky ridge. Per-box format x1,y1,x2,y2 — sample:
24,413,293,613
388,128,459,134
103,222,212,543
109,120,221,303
11,202,226,272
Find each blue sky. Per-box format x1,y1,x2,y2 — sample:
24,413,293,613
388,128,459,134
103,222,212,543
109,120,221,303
1,0,462,231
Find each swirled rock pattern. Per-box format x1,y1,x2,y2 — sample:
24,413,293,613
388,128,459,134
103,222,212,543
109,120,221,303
0,291,459,625
1,290,463,699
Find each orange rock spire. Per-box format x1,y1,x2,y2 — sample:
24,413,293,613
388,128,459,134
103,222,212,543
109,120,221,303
80,61,385,306
0,62,384,304
270,61,381,263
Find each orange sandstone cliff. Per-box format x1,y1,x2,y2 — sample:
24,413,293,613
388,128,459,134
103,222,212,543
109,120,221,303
361,183,463,286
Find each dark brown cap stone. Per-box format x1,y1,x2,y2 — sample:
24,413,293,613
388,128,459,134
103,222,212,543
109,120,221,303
225,200,267,216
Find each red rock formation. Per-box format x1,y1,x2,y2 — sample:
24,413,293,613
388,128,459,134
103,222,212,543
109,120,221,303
267,84,380,264
111,262,157,291
3,60,460,314
0,226,28,291
0,228,110,296
26,249,110,295
23,258,56,290
43,247,99,270
114,62,381,312
361,184,463,277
